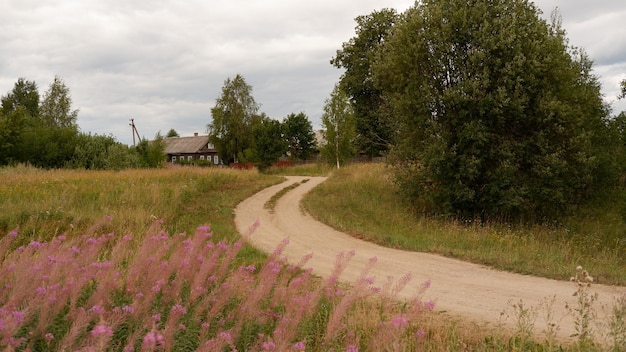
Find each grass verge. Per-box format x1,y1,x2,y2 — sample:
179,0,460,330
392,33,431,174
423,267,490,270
302,163,626,286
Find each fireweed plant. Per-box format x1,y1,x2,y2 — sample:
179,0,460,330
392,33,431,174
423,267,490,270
0,218,433,351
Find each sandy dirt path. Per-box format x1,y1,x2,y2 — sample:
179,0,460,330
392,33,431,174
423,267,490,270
235,176,625,344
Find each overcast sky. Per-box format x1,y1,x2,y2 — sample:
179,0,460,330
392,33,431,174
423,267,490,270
1,1,625,145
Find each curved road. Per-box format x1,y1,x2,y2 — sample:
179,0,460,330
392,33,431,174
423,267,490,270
235,176,625,344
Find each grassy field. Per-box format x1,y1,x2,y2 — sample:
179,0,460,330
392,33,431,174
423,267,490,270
1,163,624,351
303,163,626,286
0,165,283,264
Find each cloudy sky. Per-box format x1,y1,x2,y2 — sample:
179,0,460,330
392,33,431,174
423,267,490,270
1,1,625,145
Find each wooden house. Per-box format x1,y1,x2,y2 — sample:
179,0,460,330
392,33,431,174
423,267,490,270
163,133,220,164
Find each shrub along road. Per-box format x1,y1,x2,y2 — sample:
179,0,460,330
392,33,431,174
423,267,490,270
235,176,625,344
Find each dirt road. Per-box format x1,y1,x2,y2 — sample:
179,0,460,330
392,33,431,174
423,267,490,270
234,176,625,344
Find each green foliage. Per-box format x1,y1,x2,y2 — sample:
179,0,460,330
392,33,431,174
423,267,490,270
282,112,317,160
208,74,261,164
332,8,398,157
619,79,626,100
166,128,180,138
18,126,79,168
38,75,79,129
70,133,143,170
373,0,611,221
0,107,29,165
134,133,166,168
1,78,39,119
253,115,288,165
321,84,356,168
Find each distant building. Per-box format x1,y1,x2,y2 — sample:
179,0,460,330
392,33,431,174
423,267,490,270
163,133,220,164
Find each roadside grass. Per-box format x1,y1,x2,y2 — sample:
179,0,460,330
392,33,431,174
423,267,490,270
262,162,333,176
264,181,307,213
302,162,626,286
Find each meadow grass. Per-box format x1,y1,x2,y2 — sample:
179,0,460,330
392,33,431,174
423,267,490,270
302,163,626,286
0,164,279,250
1,163,624,351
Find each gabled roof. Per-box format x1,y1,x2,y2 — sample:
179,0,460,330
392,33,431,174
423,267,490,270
163,135,212,154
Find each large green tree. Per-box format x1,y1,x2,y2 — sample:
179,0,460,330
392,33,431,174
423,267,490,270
0,107,29,165
208,74,261,164
39,76,79,129
374,0,610,221
1,78,39,119
332,9,398,158
252,115,288,166
321,84,356,169
282,112,317,160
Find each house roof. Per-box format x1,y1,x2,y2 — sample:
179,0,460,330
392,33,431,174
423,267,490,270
163,135,212,154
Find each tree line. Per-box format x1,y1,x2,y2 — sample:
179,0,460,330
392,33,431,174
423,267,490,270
0,77,164,169
330,0,626,222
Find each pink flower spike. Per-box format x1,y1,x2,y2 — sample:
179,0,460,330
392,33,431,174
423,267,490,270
44,333,54,341
292,341,306,351
262,340,276,351
390,316,408,328
416,329,426,338
91,324,113,338
8,230,17,238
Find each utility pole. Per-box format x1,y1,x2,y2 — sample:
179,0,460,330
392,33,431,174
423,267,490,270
129,119,141,146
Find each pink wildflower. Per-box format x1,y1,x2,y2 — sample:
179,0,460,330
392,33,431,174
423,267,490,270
142,331,164,348
29,241,42,249
44,333,54,341
424,300,435,310
262,340,276,350
12,310,25,323
91,324,113,338
89,305,106,315
171,304,186,315
292,341,306,351
346,345,359,352
8,230,17,238
416,329,426,338
390,316,408,328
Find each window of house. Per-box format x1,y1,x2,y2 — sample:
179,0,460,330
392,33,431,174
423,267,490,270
213,155,219,164
172,156,177,162
187,156,192,160
200,155,205,160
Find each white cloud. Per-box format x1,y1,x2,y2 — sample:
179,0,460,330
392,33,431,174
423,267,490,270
1,0,625,144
